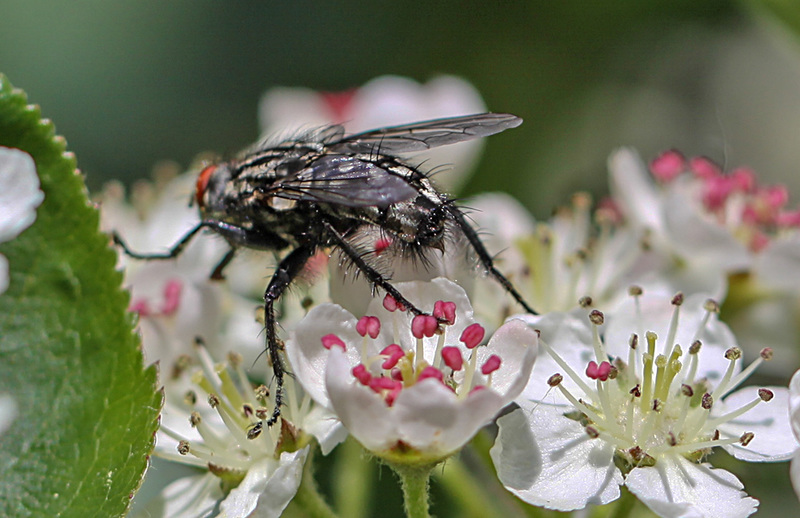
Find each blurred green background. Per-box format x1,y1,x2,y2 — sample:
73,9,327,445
3,1,799,516
4,1,800,218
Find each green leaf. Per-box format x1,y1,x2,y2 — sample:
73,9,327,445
0,75,162,517
745,0,800,42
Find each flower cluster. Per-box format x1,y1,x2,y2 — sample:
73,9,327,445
87,76,800,517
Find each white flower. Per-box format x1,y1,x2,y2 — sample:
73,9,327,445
258,75,487,192
494,291,795,517
148,342,344,518
463,191,649,325
790,369,800,503
287,278,537,463
0,147,44,293
609,148,800,374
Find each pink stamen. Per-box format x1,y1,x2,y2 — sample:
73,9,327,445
161,279,183,315
441,346,463,371
391,368,403,381
689,156,721,179
702,175,734,210
650,150,685,182
129,299,151,317
595,197,624,225
730,167,755,193
412,315,439,339
460,323,486,349
321,334,346,351
380,344,405,370
352,364,372,385
356,316,381,338
383,294,405,312
777,209,800,228
586,360,612,381
417,366,444,383
481,354,502,375
433,300,457,325
469,385,486,395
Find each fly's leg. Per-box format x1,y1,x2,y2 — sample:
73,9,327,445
444,204,538,315
114,220,289,281
112,222,210,261
263,245,315,426
321,219,427,317
210,249,236,280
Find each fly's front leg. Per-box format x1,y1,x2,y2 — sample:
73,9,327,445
321,219,428,318
112,222,210,261
263,245,315,426
445,204,538,315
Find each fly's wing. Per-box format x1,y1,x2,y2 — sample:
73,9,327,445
326,113,522,155
273,154,418,208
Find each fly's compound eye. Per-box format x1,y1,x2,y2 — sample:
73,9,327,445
195,164,218,208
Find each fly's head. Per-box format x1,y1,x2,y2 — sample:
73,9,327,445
195,162,233,218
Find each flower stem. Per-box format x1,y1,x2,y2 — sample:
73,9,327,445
333,437,373,518
606,487,637,518
393,463,434,518
292,449,340,518
434,456,522,518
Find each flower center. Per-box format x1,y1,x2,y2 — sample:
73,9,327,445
322,297,500,406
544,291,774,470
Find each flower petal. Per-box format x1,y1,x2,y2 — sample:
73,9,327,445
492,403,621,511
391,378,504,455
219,448,308,518
717,386,796,461
608,148,664,233
625,456,757,518
138,473,223,518
477,318,537,401
0,147,43,241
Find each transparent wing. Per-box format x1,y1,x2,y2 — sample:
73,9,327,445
273,154,418,208
327,113,522,155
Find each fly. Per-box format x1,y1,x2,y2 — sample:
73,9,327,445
113,112,536,426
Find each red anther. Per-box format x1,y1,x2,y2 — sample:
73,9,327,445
417,366,444,383
356,316,381,338
763,185,789,209
320,89,356,123
730,167,755,193
321,333,346,351
383,294,406,312
777,209,800,228
586,360,612,381
352,364,372,385
161,279,183,315
481,354,502,375
384,385,402,406
129,299,151,317
689,156,721,179
433,300,457,325
460,323,486,349
412,315,439,339
380,344,405,370
702,175,733,210
441,346,464,371
374,237,392,255
649,150,685,182
391,368,403,381
369,376,401,393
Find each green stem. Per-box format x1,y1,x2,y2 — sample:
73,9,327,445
434,456,522,518
393,463,434,518
333,437,373,518
291,449,340,518
604,487,637,518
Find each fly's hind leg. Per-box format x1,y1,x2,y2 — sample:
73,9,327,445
444,204,538,315
263,245,315,426
321,219,430,318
